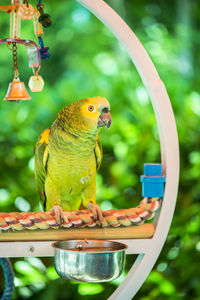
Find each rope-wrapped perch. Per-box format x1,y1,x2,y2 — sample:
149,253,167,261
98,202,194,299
0,198,161,231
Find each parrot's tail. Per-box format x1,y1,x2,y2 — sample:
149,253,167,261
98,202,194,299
0,258,14,300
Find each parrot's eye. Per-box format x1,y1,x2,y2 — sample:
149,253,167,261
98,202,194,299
88,105,96,112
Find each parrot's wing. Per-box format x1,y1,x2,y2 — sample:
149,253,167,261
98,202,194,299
34,128,50,209
94,135,103,171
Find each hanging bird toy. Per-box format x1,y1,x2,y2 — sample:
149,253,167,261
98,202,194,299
0,0,51,102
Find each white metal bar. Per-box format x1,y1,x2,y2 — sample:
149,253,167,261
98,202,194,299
0,239,152,257
0,241,54,258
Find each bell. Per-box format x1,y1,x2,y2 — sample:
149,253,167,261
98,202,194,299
4,79,31,102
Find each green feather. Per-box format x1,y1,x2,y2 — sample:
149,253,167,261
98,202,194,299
34,97,110,212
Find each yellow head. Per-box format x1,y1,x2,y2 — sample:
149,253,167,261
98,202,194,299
79,96,111,129
59,96,111,134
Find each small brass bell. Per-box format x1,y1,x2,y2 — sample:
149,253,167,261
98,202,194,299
4,78,31,102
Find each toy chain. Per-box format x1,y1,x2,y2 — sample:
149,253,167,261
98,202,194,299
12,42,19,79
36,0,51,59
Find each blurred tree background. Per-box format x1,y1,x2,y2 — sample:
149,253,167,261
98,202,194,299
0,0,199,299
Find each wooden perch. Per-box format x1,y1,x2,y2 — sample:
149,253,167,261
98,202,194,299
0,224,155,241
0,198,161,241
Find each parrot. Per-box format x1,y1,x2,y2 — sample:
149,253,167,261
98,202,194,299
34,96,111,225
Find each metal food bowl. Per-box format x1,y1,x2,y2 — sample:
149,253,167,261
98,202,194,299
52,240,128,282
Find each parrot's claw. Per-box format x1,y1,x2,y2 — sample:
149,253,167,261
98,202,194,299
49,204,64,226
87,202,103,226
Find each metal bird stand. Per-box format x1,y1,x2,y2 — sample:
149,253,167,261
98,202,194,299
0,1,179,300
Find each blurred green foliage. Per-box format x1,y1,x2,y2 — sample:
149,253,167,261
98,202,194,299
0,0,200,299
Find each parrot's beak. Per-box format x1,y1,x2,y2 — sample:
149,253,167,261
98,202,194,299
98,110,112,129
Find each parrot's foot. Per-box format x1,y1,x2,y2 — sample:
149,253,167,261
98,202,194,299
87,202,103,226
49,204,65,226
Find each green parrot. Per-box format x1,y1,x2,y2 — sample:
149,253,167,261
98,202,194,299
34,96,111,224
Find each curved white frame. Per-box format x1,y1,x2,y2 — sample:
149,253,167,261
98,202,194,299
77,1,180,299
